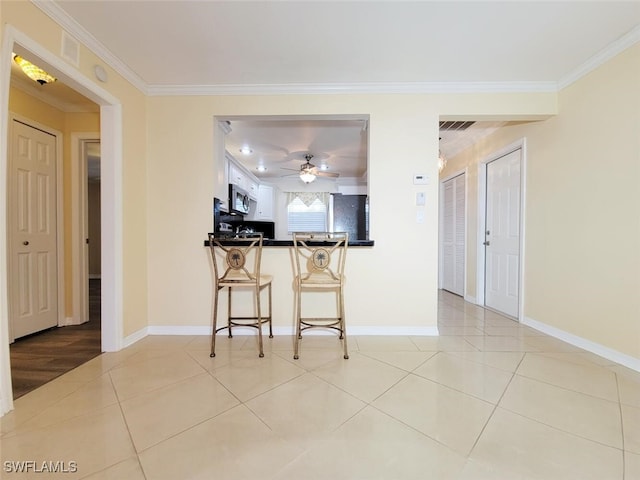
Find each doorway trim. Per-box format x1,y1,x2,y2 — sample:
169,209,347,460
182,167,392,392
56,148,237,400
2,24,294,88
476,138,527,321
1,25,124,416
7,114,66,340
70,133,100,325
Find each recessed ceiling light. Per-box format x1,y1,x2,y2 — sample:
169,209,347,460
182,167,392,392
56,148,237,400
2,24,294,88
256,165,267,172
319,164,329,171
240,147,253,155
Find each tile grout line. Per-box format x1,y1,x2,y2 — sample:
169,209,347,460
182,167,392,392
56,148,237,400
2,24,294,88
465,351,527,457
615,372,626,480
106,370,149,480
480,355,627,455
513,353,622,403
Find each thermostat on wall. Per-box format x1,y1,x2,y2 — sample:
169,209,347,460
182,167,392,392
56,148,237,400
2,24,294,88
413,174,430,185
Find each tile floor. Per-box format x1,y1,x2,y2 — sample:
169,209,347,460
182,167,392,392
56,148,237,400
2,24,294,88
1,291,639,479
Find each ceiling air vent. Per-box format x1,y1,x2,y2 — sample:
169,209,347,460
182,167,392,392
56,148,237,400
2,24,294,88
439,121,475,131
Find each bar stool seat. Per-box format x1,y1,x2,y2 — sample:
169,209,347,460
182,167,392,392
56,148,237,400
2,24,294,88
292,232,349,360
208,233,273,358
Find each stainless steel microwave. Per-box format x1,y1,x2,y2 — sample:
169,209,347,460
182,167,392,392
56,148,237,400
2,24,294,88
229,184,250,215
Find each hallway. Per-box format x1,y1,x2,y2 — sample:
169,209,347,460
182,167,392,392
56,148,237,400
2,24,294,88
10,279,101,399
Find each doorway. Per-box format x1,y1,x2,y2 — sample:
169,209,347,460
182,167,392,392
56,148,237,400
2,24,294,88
477,142,525,319
1,26,124,415
72,136,101,325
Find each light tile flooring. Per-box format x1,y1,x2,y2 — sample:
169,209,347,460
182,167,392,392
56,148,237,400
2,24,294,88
1,291,639,479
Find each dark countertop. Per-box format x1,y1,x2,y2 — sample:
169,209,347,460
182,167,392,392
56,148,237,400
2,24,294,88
204,235,374,247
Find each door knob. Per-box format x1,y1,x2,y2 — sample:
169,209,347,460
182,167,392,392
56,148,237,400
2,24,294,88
483,241,490,246
23,241,29,246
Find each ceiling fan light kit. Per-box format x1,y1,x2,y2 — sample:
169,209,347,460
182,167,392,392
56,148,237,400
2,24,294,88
298,154,340,183
300,171,316,184
279,153,341,183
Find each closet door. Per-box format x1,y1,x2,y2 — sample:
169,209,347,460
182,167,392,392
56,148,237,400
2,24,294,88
442,174,465,296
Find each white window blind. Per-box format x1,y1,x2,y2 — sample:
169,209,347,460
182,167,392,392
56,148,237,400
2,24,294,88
286,192,328,233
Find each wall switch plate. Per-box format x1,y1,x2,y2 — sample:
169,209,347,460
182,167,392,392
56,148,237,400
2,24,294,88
413,174,429,185
416,209,425,224
416,192,426,206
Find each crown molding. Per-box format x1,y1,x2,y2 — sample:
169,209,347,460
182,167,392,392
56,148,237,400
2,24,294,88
558,24,640,90
31,0,639,98
31,0,148,94
147,81,559,97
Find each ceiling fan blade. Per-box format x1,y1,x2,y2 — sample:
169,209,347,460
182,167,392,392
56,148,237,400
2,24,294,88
317,171,340,178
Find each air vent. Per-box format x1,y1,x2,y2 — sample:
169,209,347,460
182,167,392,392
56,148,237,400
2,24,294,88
439,121,475,131
61,31,80,67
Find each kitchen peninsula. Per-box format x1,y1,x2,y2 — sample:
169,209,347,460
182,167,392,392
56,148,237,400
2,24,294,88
202,231,374,336
204,237,374,247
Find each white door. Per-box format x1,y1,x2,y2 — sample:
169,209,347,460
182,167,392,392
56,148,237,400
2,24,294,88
484,149,521,318
442,173,465,296
9,120,58,339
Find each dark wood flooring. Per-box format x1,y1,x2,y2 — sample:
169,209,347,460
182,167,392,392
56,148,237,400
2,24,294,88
10,279,102,399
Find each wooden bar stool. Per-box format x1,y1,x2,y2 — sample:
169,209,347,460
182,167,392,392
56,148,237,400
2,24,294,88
208,233,273,358
292,232,349,360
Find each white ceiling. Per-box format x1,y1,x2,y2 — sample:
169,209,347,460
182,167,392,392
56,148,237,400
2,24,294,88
49,1,639,89
13,1,640,183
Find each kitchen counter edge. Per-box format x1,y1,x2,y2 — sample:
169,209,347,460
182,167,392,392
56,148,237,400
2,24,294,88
204,236,374,247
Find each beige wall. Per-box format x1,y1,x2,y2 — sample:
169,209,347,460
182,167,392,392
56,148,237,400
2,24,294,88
146,93,555,332
147,96,442,330
441,44,640,359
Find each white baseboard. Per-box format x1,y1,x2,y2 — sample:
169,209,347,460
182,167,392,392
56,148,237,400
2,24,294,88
126,325,440,342
522,316,640,372
147,326,210,336
122,327,148,348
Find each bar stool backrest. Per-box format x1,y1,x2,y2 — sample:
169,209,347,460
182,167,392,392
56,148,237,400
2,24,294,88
208,233,264,285
292,232,349,286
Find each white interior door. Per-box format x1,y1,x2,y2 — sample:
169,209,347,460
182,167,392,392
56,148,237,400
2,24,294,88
9,120,58,339
442,173,465,296
484,149,520,317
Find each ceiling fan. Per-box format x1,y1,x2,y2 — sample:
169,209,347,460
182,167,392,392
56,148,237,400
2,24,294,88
283,154,340,183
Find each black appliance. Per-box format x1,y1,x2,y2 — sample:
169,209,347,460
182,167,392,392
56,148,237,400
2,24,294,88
332,194,368,240
229,184,251,215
